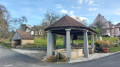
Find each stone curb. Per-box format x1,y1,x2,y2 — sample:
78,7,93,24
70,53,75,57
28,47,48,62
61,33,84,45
69,51,120,63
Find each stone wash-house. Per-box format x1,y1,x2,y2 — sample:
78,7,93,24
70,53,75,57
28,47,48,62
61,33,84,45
90,13,120,37
11,30,34,47
25,25,43,36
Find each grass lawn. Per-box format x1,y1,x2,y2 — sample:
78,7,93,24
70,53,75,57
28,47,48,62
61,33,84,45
109,46,120,52
34,37,47,46
34,37,119,48
0,38,11,43
34,37,92,47
102,37,118,43
0,37,119,49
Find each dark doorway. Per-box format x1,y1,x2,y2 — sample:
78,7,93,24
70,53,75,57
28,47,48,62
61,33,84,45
14,40,21,46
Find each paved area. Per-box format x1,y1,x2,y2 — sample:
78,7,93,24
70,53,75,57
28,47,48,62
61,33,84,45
0,46,48,67
12,49,115,63
49,52,120,67
12,49,46,60
70,52,115,63
1,45,120,67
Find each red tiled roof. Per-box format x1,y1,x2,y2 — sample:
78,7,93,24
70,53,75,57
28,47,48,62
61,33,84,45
17,30,34,40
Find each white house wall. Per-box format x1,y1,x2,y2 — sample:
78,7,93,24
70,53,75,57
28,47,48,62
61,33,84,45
31,31,34,35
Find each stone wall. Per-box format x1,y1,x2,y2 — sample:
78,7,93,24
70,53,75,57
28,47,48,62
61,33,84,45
21,40,34,45
114,28,120,36
54,49,84,59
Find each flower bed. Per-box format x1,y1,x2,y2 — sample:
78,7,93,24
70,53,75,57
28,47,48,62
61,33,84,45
95,40,113,53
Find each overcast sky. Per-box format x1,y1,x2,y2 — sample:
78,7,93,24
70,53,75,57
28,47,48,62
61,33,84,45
0,0,120,26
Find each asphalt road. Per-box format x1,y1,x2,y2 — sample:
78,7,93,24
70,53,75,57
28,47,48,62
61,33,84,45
0,45,120,67
49,52,120,67
0,46,47,67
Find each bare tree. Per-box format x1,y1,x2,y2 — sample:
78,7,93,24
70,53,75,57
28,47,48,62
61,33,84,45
9,16,27,31
0,4,10,38
44,10,60,25
82,19,88,26
41,10,60,47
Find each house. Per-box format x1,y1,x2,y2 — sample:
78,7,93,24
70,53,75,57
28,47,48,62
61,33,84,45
90,13,120,37
11,30,34,47
25,25,43,36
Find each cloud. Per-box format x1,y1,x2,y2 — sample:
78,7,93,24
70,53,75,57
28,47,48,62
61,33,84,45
78,0,83,5
86,0,97,6
56,4,62,8
115,12,120,15
77,0,98,6
116,12,120,15
61,9,75,16
88,0,94,5
114,9,120,15
89,8,97,11
71,15,88,25
69,11,74,16
71,15,88,21
113,22,119,25
61,9,68,14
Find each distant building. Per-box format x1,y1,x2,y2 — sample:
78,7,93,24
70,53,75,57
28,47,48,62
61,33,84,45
90,13,120,37
11,30,34,47
25,25,43,36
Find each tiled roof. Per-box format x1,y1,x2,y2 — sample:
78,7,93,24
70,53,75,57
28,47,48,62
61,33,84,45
90,13,109,27
116,23,120,26
45,15,97,34
17,30,34,40
45,15,88,30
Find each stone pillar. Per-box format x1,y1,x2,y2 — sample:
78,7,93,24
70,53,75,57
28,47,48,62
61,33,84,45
91,33,94,48
64,35,66,48
95,34,98,41
91,33,94,54
83,30,89,58
65,29,71,60
11,40,14,48
47,30,53,58
50,32,54,54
